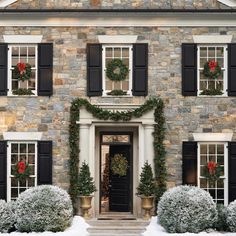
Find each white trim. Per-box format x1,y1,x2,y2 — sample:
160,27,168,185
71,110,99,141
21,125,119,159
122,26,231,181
218,0,236,7
3,35,43,43
7,141,37,202
98,35,138,44
197,45,228,96
193,133,233,142
0,0,17,8
193,35,233,44
3,14,236,27
3,132,43,141
197,142,228,205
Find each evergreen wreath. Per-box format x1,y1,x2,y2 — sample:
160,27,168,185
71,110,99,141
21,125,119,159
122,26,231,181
111,154,128,177
69,98,166,213
203,161,223,183
13,161,31,181
106,59,129,81
203,60,222,79
12,62,32,81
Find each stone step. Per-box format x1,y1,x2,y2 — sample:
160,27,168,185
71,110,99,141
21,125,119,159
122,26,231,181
87,225,146,235
88,219,149,227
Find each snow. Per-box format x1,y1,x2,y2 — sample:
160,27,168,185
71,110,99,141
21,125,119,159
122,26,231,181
0,216,89,236
143,217,236,236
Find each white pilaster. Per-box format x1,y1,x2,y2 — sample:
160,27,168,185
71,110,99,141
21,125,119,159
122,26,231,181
79,124,90,166
143,124,155,170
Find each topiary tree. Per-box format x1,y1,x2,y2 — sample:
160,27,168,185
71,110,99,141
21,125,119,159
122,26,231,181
158,185,217,233
15,185,73,232
77,161,97,196
137,161,155,196
227,200,236,232
0,200,15,233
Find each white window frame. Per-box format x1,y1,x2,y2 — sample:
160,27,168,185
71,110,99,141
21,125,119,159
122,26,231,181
102,44,133,97
197,142,228,206
7,44,38,96
7,141,38,202
197,44,228,97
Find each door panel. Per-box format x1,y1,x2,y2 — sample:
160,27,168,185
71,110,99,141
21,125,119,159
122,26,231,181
109,145,131,212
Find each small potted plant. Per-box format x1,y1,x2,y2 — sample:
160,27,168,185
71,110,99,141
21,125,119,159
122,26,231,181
137,161,155,220
77,162,97,219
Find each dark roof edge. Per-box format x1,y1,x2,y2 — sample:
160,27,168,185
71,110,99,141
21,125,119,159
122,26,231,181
0,8,236,13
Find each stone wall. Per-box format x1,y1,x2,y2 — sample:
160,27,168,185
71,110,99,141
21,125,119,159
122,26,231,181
1,26,236,189
7,0,228,9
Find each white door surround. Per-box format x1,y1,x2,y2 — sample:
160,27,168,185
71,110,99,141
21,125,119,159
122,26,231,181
77,105,155,218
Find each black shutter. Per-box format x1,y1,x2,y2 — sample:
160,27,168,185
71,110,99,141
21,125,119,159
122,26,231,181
0,44,8,96
133,44,148,96
38,141,52,185
229,142,236,202
228,44,236,96
182,142,197,186
182,44,197,96
0,141,7,200
38,43,53,96
87,44,102,96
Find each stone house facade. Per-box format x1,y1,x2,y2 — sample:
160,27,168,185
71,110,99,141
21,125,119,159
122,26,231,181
0,0,236,218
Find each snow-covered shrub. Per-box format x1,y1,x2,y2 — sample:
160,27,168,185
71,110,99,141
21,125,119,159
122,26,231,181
0,200,15,233
214,204,228,231
157,185,217,233
227,200,236,232
15,185,73,232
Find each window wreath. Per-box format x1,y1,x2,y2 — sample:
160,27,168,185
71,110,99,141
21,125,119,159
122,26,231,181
203,60,222,79
13,161,31,181
106,59,129,81
12,62,32,81
111,154,128,177
203,161,223,183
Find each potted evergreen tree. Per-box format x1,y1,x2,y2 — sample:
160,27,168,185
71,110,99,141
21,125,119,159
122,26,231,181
77,162,97,219
137,161,155,220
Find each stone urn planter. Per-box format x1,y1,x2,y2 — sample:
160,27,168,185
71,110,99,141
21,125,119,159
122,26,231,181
137,161,155,220
140,195,154,220
79,195,94,219
77,162,97,220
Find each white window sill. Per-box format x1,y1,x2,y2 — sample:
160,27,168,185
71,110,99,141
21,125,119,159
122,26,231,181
197,95,228,98
102,95,133,98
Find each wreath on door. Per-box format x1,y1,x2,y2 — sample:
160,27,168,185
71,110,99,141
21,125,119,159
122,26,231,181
111,154,128,177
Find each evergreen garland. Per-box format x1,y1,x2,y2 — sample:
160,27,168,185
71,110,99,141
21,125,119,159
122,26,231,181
69,97,167,213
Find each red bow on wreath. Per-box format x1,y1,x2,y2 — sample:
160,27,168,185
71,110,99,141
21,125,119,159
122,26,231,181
17,161,26,174
17,63,26,75
208,61,218,72
207,161,217,175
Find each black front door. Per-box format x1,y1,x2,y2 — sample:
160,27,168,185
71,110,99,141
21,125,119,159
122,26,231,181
109,145,131,212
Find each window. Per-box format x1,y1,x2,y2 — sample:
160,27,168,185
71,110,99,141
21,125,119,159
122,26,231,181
102,45,132,96
197,45,227,96
7,142,37,201
198,143,228,205
8,45,38,96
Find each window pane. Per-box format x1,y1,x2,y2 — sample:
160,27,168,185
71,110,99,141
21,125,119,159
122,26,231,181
11,144,18,153
11,178,18,187
218,145,224,155
217,58,224,68
28,144,35,154
217,47,224,57
122,48,129,57
200,178,207,188
217,189,224,199
106,48,112,57
200,144,207,154
11,155,18,164
209,145,216,154
200,155,207,165
217,179,224,188
11,188,18,198
208,47,215,57
114,48,121,58
200,47,207,57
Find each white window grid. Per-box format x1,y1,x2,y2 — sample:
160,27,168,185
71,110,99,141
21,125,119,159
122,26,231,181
102,45,133,96
8,44,38,96
7,141,37,201
197,142,228,205
197,45,228,96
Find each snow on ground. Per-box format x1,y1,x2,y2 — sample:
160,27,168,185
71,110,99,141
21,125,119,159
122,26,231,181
143,217,236,236
0,216,89,236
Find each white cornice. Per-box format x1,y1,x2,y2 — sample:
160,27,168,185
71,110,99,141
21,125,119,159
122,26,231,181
218,0,236,7
0,0,17,8
3,35,43,43
3,132,43,141
2,13,236,27
98,35,137,44
193,133,233,142
193,35,233,44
